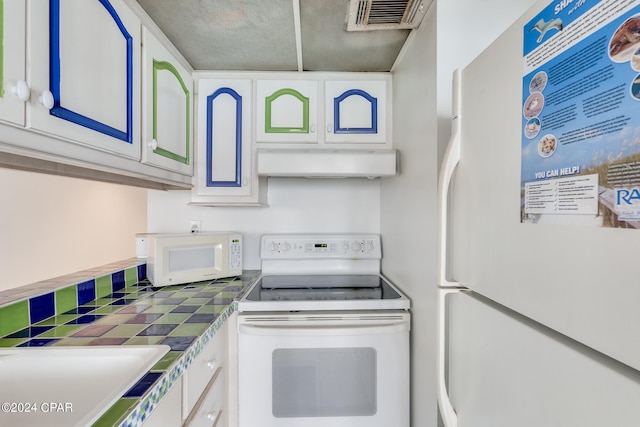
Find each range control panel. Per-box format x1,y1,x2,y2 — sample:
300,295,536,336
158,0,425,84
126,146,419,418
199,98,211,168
261,234,382,260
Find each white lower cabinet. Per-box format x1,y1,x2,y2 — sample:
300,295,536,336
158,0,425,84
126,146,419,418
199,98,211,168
141,380,182,427
183,320,229,427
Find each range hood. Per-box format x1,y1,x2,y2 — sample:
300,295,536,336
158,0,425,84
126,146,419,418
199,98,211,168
257,149,398,178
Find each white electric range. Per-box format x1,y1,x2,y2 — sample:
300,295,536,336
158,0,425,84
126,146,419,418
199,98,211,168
236,234,410,427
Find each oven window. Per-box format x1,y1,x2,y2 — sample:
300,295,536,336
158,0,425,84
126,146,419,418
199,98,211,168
272,347,377,418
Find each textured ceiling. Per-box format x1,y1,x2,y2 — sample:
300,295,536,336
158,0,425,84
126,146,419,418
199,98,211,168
135,0,420,72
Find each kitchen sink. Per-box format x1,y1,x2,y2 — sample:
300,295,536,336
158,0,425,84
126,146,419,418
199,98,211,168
0,345,170,427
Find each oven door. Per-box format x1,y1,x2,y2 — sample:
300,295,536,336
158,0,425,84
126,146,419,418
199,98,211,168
237,312,410,427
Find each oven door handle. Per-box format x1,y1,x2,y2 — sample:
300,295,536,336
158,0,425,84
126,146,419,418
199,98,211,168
238,320,410,336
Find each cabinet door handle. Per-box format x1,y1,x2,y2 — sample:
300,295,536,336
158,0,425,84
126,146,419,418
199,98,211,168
11,80,30,101
38,90,54,110
327,124,333,133
207,410,219,421
148,139,158,150
206,359,218,370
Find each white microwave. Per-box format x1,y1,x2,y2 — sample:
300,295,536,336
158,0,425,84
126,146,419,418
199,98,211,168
138,232,242,287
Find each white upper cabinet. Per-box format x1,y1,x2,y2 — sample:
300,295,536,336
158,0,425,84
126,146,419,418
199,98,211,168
256,79,318,143
28,0,141,159
0,0,27,126
324,79,388,144
141,27,193,176
192,77,266,206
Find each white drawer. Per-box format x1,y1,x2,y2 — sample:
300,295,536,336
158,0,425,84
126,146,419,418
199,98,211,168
185,370,226,427
184,325,228,416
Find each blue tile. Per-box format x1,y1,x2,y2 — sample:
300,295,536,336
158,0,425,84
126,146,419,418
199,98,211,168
6,325,54,338
17,338,59,347
185,314,216,324
63,306,95,315
161,336,196,351
65,314,104,325
77,280,96,305
123,372,162,398
137,324,178,336
112,270,125,291
29,292,55,324
137,264,147,281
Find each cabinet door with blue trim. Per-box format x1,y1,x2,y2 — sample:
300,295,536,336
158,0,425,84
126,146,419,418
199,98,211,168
192,78,264,205
325,80,388,144
256,79,318,143
28,0,141,159
0,0,27,126
141,27,193,176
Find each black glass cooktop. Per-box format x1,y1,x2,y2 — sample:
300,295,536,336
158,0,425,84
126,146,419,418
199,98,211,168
245,275,403,302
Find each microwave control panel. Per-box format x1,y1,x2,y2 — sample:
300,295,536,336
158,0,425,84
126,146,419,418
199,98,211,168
261,234,381,260
230,236,243,270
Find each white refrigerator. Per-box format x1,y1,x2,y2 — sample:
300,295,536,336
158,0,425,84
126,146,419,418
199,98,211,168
437,0,640,425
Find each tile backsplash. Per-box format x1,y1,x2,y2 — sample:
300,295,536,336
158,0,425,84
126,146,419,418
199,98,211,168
0,259,145,338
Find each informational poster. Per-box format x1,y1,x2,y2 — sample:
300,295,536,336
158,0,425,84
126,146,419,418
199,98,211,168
521,0,640,228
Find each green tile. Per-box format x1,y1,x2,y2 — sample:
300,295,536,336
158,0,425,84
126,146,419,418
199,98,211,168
169,323,208,337
155,313,191,324
144,305,174,314
102,324,147,338
55,286,77,315
92,305,124,315
0,300,29,337
0,338,28,347
150,351,181,372
91,398,137,427
124,267,138,287
195,305,221,314
38,325,82,338
95,297,117,305
96,275,112,299
124,336,164,346
36,314,79,325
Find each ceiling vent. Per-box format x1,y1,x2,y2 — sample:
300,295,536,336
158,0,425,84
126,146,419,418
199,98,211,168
346,0,426,31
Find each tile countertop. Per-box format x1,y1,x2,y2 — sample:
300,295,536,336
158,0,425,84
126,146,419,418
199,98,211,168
0,261,260,427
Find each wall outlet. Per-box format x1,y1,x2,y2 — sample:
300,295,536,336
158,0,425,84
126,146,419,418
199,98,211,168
190,220,201,233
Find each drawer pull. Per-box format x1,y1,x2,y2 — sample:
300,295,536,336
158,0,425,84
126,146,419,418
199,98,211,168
207,410,219,421
206,359,218,370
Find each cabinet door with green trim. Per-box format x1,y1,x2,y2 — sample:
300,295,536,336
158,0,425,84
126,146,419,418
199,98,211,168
0,0,26,126
141,27,193,176
256,80,318,143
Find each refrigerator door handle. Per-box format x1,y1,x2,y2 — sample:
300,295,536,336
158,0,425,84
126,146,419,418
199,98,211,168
437,286,464,427
436,69,465,427
437,68,462,288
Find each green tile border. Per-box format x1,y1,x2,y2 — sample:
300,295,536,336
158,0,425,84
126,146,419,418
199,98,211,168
0,259,145,339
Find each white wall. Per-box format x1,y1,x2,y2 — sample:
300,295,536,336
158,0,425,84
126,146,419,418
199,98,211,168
147,178,381,268
381,3,438,426
0,168,147,291
382,0,539,425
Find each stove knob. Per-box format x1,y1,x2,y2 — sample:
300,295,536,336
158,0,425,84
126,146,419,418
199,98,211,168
269,242,279,253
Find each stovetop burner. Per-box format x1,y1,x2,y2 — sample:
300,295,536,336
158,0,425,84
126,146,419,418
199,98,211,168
244,275,403,302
